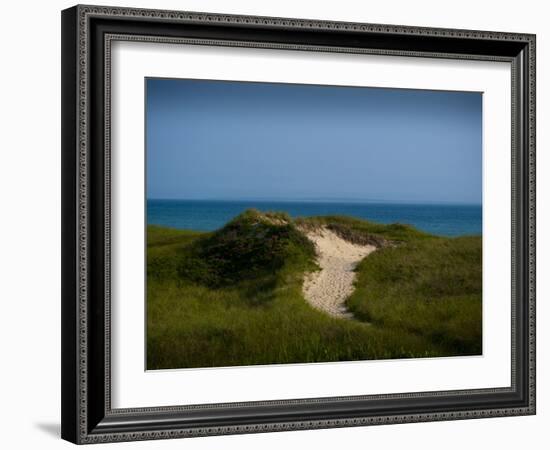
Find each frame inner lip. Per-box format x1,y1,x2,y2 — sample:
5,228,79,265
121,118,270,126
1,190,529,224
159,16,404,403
103,32,517,411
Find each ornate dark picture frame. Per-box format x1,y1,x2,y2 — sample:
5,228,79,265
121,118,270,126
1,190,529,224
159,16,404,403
61,4,536,444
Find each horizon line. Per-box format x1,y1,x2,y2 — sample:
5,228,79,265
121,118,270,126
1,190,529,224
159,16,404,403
147,197,482,207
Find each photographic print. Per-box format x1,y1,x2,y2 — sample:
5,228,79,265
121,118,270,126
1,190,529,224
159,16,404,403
145,78,482,370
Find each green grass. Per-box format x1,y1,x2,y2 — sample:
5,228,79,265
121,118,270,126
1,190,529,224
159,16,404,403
347,235,482,354
147,210,482,369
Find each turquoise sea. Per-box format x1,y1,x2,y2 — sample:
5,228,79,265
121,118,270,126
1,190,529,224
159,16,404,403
147,199,481,237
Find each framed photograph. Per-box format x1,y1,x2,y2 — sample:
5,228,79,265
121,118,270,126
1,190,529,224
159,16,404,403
61,5,536,444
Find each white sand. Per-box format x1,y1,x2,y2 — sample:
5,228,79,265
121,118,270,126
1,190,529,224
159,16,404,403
301,227,376,319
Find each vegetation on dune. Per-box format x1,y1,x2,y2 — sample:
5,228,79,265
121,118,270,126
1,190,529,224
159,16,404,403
296,215,430,245
147,209,482,369
177,209,316,288
347,236,482,355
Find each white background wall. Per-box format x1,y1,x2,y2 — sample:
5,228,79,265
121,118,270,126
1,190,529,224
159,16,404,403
0,0,546,448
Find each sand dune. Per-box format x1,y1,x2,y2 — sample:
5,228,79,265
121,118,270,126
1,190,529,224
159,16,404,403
301,227,376,319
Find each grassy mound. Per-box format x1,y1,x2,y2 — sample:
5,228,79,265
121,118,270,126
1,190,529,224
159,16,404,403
147,211,482,369
296,215,430,245
347,235,482,354
177,209,316,287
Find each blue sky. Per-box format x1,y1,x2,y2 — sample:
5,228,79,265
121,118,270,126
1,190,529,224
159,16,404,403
146,78,482,205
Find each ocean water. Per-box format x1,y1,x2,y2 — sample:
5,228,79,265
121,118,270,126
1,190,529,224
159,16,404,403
147,199,481,237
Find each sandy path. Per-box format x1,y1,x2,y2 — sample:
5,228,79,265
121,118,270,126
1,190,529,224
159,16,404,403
301,227,376,319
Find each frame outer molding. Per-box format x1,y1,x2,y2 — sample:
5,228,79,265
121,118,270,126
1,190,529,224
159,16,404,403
61,4,536,444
